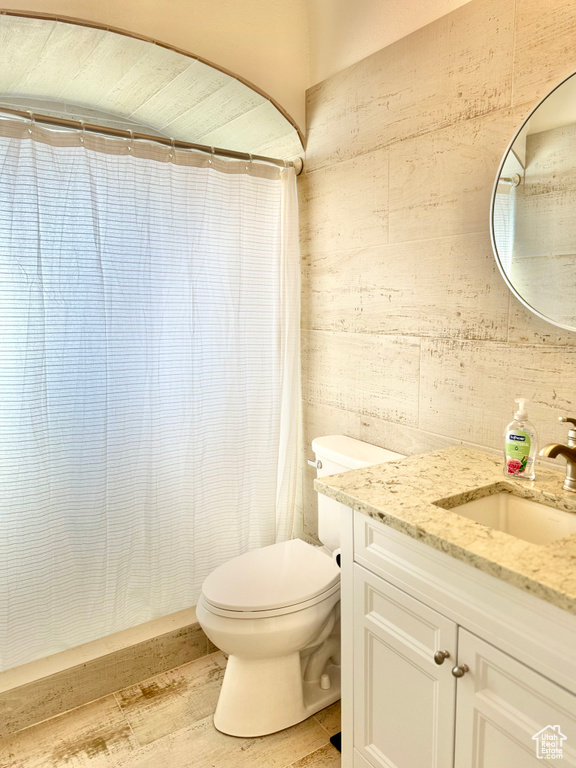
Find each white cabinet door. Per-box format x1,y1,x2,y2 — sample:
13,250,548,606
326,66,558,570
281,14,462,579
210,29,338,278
353,564,458,768
454,629,576,767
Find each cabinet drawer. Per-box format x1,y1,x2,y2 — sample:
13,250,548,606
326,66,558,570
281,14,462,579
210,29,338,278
352,509,576,696
353,510,412,583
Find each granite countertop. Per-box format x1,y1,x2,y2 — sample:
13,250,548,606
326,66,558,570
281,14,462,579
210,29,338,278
315,446,576,615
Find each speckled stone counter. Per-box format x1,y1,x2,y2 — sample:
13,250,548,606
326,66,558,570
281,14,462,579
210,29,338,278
315,446,576,615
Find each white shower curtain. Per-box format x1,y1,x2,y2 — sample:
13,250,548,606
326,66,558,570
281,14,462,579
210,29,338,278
0,121,300,671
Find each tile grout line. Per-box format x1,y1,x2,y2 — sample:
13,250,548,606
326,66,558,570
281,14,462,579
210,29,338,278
312,712,338,741
284,736,335,768
302,228,492,261
304,101,516,176
113,649,225,702
1,690,122,740
510,0,518,108
112,690,143,751
109,651,228,751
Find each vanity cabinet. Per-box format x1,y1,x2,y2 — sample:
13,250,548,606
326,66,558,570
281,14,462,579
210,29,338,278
353,564,457,767
454,630,576,767
341,509,576,768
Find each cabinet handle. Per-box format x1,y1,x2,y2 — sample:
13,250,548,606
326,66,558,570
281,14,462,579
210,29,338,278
451,664,469,678
433,650,450,665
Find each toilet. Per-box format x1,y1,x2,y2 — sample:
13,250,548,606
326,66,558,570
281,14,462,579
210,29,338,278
196,435,404,737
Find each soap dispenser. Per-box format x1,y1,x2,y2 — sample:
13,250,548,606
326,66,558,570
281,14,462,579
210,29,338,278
503,398,538,480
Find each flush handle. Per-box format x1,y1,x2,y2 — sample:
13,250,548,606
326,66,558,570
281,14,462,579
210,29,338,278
451,664,470,678
433,650,450,665
307,459,322,469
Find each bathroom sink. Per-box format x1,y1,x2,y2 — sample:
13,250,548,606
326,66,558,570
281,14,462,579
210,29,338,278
448,493,576,546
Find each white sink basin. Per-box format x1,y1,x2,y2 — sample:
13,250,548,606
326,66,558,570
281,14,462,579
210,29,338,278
449,493,576,546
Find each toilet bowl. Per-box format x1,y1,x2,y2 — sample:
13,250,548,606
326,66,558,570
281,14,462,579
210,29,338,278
197,435,404,737
196,538,341,737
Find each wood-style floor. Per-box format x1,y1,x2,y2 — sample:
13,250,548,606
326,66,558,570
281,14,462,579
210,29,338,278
0,651,341,768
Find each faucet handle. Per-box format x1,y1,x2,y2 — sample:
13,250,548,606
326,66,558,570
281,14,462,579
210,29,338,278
559,417,576,448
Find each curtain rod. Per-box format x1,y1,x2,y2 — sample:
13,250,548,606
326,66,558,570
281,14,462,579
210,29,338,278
0,106,304,175
498,174,521,187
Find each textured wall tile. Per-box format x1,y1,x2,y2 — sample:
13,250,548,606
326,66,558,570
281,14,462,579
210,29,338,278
299,148,389,256
302,402,495,467
508,294,576,346
513,0,576,108
296,399,500,540
419,339,576,449
302,330,420,427
305,0,514,171
389,107,523,243
300,0,576,478
304,63,366,172
302,233,509,340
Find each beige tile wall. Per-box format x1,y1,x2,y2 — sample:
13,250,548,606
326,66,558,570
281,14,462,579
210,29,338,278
296,0,576,541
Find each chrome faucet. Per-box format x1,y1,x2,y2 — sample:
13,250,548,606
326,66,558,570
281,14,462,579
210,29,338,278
540,416,576,493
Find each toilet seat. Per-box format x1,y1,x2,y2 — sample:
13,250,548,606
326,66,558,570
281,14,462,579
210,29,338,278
200,583,340,619
200,539,340,619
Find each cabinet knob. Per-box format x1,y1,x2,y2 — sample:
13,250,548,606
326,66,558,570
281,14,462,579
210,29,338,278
451,664,469,678
433,650,450,665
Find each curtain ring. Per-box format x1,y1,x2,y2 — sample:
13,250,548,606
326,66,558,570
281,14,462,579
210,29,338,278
79,121,85,144
208,146,215,165
27,110,34,135
169,137,175,159
246,153,253,172
127,130,134,152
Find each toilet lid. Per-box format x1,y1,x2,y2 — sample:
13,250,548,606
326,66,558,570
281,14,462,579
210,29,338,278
201,539,340,612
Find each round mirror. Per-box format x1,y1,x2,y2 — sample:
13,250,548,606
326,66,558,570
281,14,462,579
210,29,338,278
491,72,576,332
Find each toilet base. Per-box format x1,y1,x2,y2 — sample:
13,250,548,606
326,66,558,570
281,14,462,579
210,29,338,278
213,653,341,738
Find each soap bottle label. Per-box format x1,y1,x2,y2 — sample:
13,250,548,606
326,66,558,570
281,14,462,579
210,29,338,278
505,430,531,475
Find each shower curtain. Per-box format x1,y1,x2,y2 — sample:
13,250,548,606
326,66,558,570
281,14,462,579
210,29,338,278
0,121,300,671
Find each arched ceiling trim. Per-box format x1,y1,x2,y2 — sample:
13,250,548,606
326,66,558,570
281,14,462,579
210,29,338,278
0,9,304,159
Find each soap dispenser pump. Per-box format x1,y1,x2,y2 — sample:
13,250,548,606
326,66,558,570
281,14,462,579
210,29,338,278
503,398,538,480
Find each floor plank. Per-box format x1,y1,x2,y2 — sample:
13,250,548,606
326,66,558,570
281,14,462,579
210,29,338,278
291,743,342,768
0,695,137,768
116,651,226,746
0,648,339,768
115,713,330,768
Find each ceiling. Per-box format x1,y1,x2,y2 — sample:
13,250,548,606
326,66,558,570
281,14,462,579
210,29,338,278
0,13,304,161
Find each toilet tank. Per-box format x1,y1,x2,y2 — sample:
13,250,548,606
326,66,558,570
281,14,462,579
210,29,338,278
312,435,404,553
